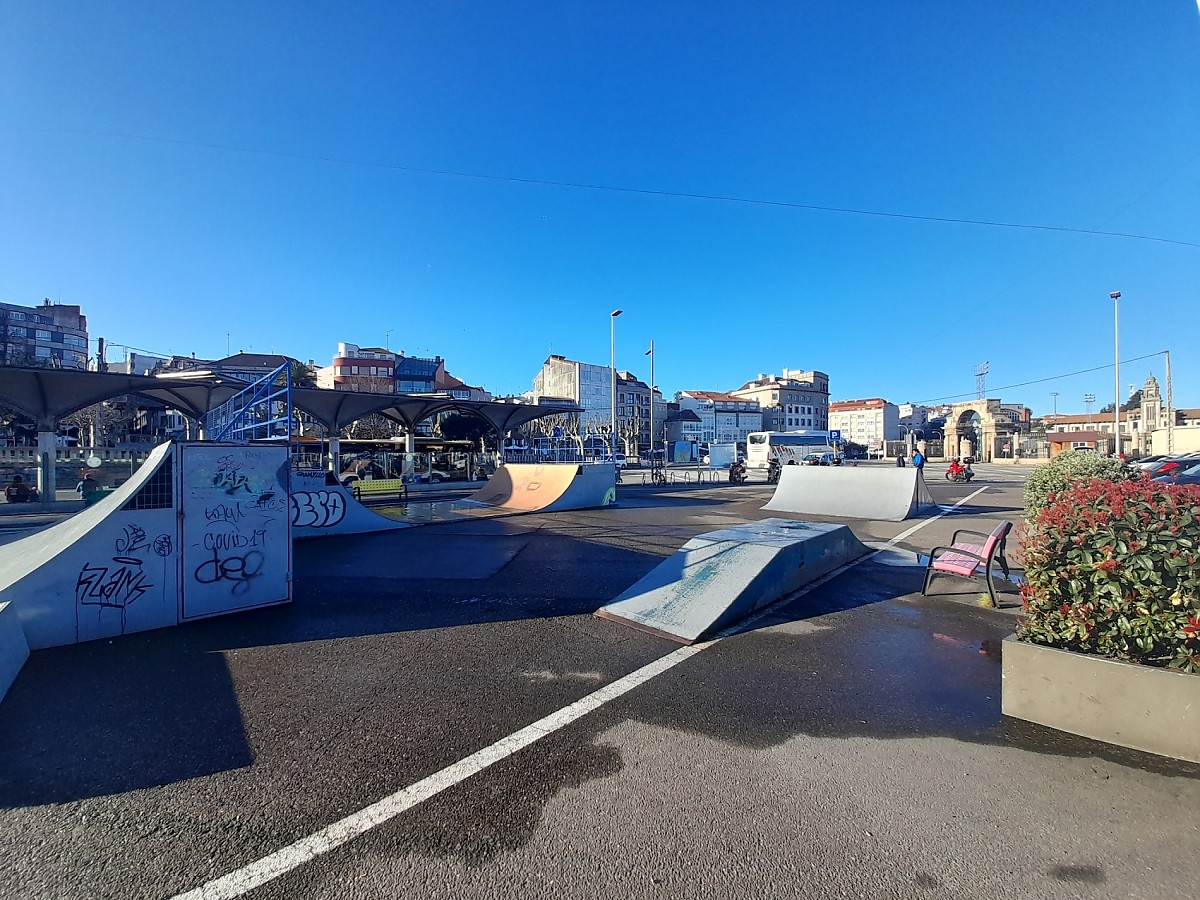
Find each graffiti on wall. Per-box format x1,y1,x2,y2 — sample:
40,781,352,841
75,521,175,640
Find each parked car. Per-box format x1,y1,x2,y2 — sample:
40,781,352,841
1143,455,1200,479
1153,460,1200,485
804,452,840,466
600,453,627,469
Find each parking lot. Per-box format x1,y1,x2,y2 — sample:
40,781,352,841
2,463,1199,899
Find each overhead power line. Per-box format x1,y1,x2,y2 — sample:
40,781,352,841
918,351,1165,405
31,128,1200,250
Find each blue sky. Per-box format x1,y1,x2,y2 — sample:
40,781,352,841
2,2,1197,415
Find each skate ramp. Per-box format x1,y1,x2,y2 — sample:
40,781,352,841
0,441,292,654
0,441,181,652
289,470,409,537
464,463,617,513
596,519,869,644
763,465,935,522
0,600,29,703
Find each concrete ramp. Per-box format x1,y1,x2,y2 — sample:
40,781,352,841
596,519,869,644
289,469,409,537
763,465,935,522
465,463,617,513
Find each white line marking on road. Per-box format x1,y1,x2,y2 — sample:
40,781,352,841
171,645,708,900
172,484,991,900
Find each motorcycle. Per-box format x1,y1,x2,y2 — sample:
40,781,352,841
945,461,975,483
728,460,748,484
766,458,782,485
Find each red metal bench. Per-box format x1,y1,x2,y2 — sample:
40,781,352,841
921,521,1013,607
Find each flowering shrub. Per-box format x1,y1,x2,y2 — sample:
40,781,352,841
1023,450,1139,519
1018,477,1200,673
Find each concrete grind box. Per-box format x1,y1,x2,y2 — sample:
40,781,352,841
1002,635,1200,764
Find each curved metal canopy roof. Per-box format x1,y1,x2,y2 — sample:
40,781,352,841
0,365,243,429
0,365,579,435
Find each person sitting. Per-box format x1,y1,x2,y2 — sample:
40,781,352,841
78,473,107,506
4,474,32,503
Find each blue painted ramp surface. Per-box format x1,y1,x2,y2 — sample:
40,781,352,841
596,518,869,644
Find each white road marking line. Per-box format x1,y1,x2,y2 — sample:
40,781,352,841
171,645,708,900
172,485,991,900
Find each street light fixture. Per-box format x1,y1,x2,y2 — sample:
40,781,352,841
1110,291,1121,456
610,309,622,456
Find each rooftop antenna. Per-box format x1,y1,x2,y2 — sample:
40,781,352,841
975,361,989,400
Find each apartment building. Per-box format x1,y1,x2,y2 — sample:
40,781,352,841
730,368,829,432
0,299,89,369
675,391,763,444
532,354,614,436
829,398,899,449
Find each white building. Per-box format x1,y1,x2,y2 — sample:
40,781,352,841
674,391,763,444
730,369,829,432
829,398,899,449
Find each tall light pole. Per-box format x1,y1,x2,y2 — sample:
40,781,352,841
645,339,654,464
610,309,622,456
1050,391,1058,426
1110,291,1121,456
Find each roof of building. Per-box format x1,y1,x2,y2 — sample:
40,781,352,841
215,353,300,369
681,390,748,403
830,398,887,411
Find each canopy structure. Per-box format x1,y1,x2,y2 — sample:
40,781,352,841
290,387,580,472
0,365,243,430
0,365,581,496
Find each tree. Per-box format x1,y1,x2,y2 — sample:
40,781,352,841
343,414,399,440
618,409,643,457
60,400,135,447
291,362,318,388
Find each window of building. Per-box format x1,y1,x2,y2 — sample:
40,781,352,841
35,329,52,341
35,346,52,358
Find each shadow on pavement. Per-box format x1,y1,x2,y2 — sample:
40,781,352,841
0,633,253,808
609,561,1200,778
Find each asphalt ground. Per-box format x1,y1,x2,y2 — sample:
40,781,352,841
2,462,1199,899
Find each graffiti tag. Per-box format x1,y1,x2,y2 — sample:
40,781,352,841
289,490,347,528
193,547,264,595
115,524,149,554
76,557,153,611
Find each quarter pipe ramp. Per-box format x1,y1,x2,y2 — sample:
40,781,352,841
762,465,936,522
463,463,617,513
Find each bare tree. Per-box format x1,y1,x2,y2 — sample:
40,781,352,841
60,400,136,447
618,409,643,458
343,413,399,440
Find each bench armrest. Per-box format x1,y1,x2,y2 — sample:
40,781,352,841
949,528,989,545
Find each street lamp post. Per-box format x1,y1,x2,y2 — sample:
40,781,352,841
610,309,622,456
645,339,654,466
1110,291,1121,456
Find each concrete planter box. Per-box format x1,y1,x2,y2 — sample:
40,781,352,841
1002,634,1200,763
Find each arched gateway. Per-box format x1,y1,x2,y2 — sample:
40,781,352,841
943,399,1027,463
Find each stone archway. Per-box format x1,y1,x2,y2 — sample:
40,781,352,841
942,399,1027,463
